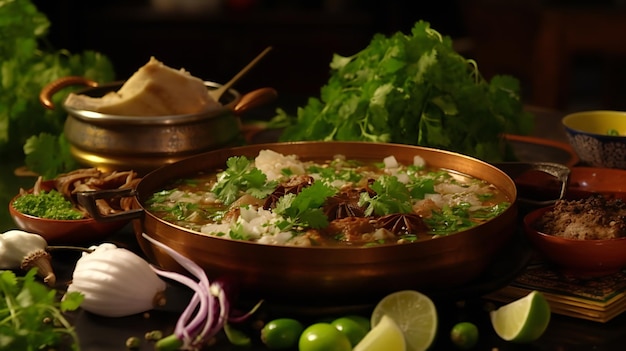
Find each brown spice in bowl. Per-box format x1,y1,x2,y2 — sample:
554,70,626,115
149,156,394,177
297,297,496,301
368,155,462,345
535,195,626,240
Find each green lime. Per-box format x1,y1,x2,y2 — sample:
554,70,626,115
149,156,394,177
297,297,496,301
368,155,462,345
261,318,304,349
353,314,406,351
299,322,352,351
332,317,368,346
490,290,551,343
450,322,479,349
343,314,371,332
370,290,438,351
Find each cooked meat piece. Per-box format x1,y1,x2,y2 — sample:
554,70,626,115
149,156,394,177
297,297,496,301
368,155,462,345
536,195,626,240
324,216,377,242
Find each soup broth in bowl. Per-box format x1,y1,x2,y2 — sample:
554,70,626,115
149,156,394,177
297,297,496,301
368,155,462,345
145,149,511,247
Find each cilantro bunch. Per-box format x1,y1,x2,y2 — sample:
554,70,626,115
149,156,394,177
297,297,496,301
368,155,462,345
0,0,115,178
275,21,533,162
0,269,84,350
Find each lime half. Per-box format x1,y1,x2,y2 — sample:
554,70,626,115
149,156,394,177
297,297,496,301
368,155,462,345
490,290,551,343
370,290,438,351
353,314,406,351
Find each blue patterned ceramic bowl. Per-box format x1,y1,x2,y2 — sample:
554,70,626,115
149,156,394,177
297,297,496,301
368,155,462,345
562,110,626,169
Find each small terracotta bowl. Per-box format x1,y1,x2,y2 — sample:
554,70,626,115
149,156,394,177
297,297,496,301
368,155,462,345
562,110,626,168
523,205,626,277
9,193,128,244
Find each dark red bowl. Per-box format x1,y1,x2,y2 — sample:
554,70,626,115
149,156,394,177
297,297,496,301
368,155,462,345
515,166,626,203
523,205,626,277
9,192,128,244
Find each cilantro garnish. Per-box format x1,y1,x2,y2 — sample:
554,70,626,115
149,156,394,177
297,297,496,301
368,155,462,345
359,175,413,216
424,203,474,234
211,156,277,205
0,269,84,350
471,202,510,220
306,164,361,184
273,181,336,229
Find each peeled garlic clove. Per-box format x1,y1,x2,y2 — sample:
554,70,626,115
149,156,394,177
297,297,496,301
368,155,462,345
66,244,167,317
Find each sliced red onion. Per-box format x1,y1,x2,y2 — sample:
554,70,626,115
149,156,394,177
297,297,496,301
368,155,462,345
143,233,261,351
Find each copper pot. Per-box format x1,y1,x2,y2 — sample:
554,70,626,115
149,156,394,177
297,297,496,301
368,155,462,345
40,76,277,174
81,141,518,306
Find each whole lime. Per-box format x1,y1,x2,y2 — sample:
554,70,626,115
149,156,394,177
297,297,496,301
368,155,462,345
261,318,304,349
332,317,368,346
299,323,352,351
450,322,479,349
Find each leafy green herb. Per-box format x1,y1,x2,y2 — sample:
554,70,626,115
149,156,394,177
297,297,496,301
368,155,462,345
359,175,413,216
274,181,336,229
424,203,474,234
23,133,80,180
12,190,84,220
0,269,84,350
212,156,277,205
168,202,199,221
471,202,510,220
273,20,533,162
0,0,115,177
407,177,435,199
306,164,361,184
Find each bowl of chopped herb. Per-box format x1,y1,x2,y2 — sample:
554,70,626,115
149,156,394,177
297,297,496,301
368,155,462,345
8,168,140,244
562,110,626,169
9,198,127,244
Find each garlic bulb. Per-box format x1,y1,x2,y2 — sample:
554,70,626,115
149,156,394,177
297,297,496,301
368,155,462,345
0,230,55,285
66,243,167,317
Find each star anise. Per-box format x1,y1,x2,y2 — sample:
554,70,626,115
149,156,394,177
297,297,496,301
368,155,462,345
375,213,428,235
323,186,374,221
263,175,314,209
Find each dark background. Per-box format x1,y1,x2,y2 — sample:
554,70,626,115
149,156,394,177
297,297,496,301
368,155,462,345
32,0,626,113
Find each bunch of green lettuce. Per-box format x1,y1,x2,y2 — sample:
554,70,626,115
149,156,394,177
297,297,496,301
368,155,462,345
273,21,534,162
0,0,115,178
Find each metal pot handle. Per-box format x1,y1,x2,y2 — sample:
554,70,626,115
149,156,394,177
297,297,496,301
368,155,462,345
76,188,144,222
233,87,278,115
39,76,99,110
495,162,570,207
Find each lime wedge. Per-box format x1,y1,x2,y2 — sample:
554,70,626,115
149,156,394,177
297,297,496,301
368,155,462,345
370,290,438,351
353,314,406,351
490,290,551,343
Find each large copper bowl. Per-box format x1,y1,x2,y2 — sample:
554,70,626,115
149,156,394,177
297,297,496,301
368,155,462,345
129,142,518,305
